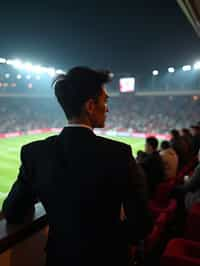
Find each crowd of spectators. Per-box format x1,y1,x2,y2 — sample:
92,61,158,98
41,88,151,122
106,94,200,133
0,97,66,133
0,95,199,134
136,126,200,200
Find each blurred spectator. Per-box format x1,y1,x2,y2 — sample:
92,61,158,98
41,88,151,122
190,125,200,156
160,140,178,180
139,137,165,198
170,129,188,170
172,150,200,210
180,128,193,160
136,150,147,163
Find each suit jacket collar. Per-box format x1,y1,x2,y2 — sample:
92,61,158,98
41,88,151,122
58,126,96,141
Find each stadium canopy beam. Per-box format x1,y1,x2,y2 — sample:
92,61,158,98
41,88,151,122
177,0,200,37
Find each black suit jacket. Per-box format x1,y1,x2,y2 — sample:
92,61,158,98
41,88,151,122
2,127,152,266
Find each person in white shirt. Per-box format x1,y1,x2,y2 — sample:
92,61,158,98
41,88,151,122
160,140,179,180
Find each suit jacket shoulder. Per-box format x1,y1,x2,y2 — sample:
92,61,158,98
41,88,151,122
21,135,58,156
95,135,132,155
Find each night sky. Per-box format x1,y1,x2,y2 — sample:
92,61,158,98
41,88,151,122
0,0,199,75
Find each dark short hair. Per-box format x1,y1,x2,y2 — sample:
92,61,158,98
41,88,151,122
190,125,200,131
53,66,113,119
170,129,180,138
146,137,159,150
181,128,191,136
160,140,170,150
137,150,146,157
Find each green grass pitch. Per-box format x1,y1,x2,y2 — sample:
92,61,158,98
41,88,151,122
0,133,145,209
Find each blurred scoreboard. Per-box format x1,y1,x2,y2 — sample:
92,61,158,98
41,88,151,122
119,77,135,93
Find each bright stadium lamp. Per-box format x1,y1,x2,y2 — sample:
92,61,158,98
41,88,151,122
24,62,34,71
0,58,6,63
32,65,43,73
5,73,10,79
26,75,31,80
6,59,22,69
11,59,23,69
46,67,56,77
193,61,200,70
35,75,41,80
6,59,13,65
168,67,175,73
16,74,22,79
56,69,66,74
182,65,192,71
152,70,159,76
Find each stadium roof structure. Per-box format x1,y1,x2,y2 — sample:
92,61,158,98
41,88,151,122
177,0,200,37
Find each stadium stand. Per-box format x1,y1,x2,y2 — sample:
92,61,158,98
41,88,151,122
0,95,200,134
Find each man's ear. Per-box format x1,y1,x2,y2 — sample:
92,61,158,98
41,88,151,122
84,98,95,115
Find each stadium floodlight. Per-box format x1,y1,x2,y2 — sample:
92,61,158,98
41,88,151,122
193,61,200,70
5,73,10,79
32,65,44,73
24,62,34,71
35,75,41,80
152,70,159,76
6,59,13,65
6,59,23,69
26,75,31,80
182,65,192,71
0,58,6,63
46,67,56,77
11,59,23,69
56,69,66,75
16,74,22,79
168,67,175,73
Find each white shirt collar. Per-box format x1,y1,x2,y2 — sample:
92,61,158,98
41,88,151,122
67,123,93,131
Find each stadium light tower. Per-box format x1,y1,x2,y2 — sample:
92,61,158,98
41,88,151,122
194,61,200,70
0,58,6,63
182,65,192,71
168,67,175,73
152,70,159,76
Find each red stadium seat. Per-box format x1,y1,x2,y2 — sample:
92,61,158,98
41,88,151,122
148,198,177,220
184,203,200,242
154,181,176,203
144,212,168,253
161,238,200,266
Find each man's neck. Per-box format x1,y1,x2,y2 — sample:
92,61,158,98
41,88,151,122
68,119,93,130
